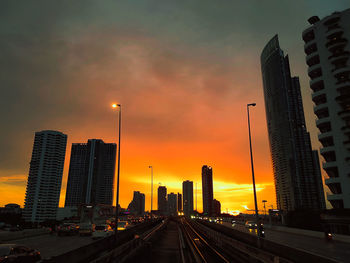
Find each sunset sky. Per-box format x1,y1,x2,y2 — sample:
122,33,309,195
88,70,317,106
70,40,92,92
0,1,348,213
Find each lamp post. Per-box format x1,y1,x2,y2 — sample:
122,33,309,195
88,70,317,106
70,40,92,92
262,200,267,216
247,103,261,239
149,165,153,217
112,103,121,240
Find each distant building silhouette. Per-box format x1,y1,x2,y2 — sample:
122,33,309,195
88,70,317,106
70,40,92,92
127,191,145,216
64,139,116,207
167,193,177,216
157,186,167,215
212,199,221,216
261,35,325,211
182,180,193,217
302,9,350,208
23,130,67,222
177,193,182,212
202,165,214,216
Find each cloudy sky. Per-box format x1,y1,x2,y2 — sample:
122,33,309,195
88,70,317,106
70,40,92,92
0,1,348,213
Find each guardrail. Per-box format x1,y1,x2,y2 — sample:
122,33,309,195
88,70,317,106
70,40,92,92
91,219,168,263
43,219,162,263
197,220,340,263
191,220,290,263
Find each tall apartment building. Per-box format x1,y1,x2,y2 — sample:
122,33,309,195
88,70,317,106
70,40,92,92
202,165,214,216
157,186,167,215
65,139,116,207
212,199,221,216
261,35,325,211
182,180,193,216
127,191,145,216
302,9,350,208
167,193,177,216
23,130,67,222
177,193,182,212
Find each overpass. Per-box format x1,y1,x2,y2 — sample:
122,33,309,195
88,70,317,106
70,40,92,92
4,217,349,262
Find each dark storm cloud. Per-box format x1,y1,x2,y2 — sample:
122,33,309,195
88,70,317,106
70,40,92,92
0,0,347,176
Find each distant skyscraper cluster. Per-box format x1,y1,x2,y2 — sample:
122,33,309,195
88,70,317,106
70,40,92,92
24,130,67,222
302,9,350,208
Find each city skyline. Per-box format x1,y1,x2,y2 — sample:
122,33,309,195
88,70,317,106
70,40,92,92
1,1,349,214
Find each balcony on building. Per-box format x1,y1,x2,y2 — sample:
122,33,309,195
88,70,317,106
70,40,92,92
327,182,342,195
320,147,336,162
319,135,334,147
310,79,325,92
314,105,329,118
329,199,344,209
312,93,327,106
325,33,347,49
328,44,350,60
306,54,320,67
335,70,350,85
323,164,339,178
308,66,322,79
304,42,318,56
302,29,315,43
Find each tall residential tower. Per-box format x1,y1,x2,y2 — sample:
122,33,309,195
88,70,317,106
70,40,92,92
261,35,325,211
302,9,350,208
182,180,193,216
202,165,214,216
23,130,67,222
65,139,116,207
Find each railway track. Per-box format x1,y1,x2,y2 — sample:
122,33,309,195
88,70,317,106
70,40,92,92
179,217,231,263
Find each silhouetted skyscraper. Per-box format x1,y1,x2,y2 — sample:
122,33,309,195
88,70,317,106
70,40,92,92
157,186,167,215
212,199,221,216
167,193,177,216
202,165,213,216
177,193,182,212
23,130,67,222
302,9,350,208
182,180,193,216
65,139,116,207
261,35,325,211
127,191,145,216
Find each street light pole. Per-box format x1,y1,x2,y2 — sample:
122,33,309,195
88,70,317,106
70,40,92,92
247,103,260,239
112,103,121,240
149,165,153,216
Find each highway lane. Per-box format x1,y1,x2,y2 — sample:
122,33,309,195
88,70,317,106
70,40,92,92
221,221,350,262
11,233,95,259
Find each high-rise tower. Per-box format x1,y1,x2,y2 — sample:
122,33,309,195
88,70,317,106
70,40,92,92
302,9,350,208
23,130,67,222
157,186,167,215
182,180,193,216
261,35,325,211
202,165,214,216
65,139,116,207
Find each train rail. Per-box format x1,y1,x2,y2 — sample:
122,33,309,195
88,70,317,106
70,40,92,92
180,217,230,263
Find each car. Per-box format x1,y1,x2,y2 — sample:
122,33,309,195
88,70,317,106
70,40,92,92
57,223,79,236
92,225,113,239
79,223,93,236
0,244,41,263
245,221,257,229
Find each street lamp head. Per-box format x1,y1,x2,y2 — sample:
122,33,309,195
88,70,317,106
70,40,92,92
149,165,152,168
112,103,121,108
247,103,256,107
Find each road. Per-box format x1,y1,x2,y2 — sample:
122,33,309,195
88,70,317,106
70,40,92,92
11,234,95,259
222,221,350,262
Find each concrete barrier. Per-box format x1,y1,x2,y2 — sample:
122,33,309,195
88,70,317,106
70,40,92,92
42,220,162,263
0,228,49,242
197,220,339,263
266,225,350,243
